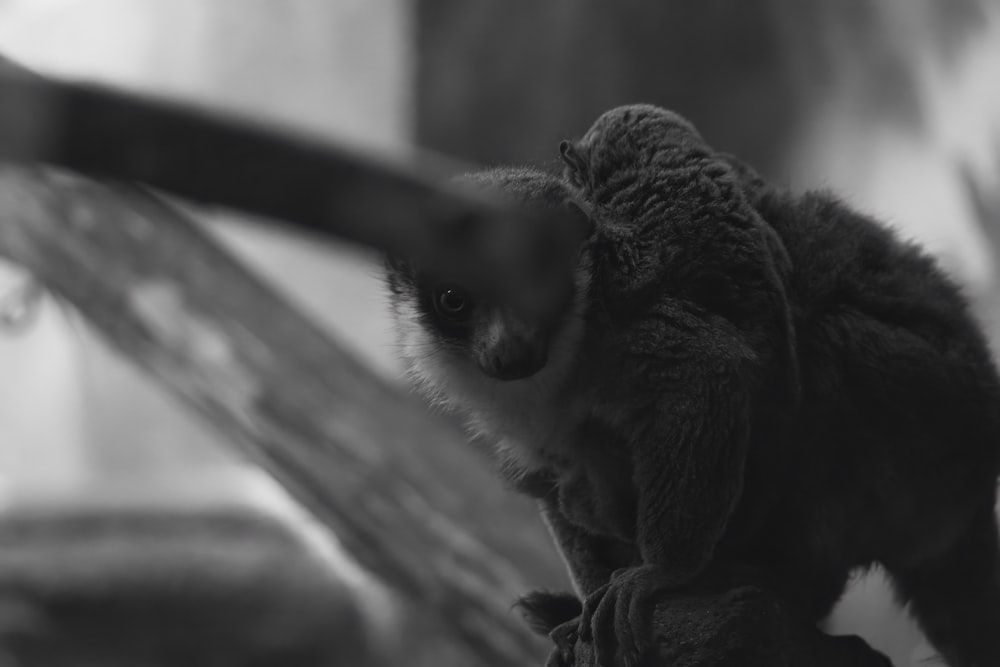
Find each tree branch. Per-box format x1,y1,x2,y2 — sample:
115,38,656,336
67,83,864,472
0,58,524,281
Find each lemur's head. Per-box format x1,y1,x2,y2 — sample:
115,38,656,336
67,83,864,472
384,167,593,407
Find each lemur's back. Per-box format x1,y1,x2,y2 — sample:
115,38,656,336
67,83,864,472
743,184,1000,500
753,187,977,341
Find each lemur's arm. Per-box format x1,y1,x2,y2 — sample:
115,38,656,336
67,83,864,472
622,311,756,580
587,172,795,582
559,113,798,583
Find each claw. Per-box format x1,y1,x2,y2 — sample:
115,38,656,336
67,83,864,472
579,582,609,643
547,616,586,667
625,579,657,660
550,618,578,657
590,586,619,666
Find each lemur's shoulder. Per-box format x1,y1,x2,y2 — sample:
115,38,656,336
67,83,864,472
562,104,803,407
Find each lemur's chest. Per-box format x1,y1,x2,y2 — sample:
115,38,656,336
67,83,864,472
467,390,639,541
463,336,629,467
465,387,594,472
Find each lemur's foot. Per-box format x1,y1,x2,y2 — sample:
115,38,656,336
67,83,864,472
580,565,678,667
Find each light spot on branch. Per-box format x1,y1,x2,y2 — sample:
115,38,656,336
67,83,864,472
65,198,99,233
127,280,262,428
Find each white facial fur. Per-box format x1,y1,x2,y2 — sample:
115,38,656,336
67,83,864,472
390,255,594,474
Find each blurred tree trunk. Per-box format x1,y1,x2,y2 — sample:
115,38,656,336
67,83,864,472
415,0,804,176
414,0,984,178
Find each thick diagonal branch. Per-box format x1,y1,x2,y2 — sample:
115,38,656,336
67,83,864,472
0,167,545,666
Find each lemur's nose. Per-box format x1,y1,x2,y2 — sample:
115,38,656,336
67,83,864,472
482,337,548,381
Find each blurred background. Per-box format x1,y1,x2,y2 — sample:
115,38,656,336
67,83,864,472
1,0,999,665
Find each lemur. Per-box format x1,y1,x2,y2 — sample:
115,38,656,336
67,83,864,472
384,104,1000,667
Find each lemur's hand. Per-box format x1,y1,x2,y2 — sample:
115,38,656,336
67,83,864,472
580,565,681,667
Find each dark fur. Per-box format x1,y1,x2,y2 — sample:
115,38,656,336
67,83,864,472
515,590,584,637
386,105,1000,667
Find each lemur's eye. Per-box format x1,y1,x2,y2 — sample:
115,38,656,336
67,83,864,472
435,287,473,318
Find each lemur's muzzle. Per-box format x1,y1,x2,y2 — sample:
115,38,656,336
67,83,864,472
479,334,548,381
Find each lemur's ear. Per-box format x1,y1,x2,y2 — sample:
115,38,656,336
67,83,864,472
560,140,589,190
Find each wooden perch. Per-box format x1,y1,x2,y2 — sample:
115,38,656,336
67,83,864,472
0,167,548,666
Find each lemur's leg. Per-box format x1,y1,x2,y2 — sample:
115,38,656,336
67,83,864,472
886,501,1000,667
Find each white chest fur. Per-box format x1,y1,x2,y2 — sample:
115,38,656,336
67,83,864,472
392,297,591,473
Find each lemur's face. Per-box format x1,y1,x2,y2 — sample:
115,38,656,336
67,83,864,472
385,168,592,397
